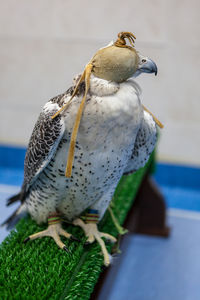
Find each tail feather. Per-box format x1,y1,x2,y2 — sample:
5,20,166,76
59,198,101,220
6,192,21,206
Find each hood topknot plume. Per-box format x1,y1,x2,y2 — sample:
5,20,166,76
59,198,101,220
51,31,163,178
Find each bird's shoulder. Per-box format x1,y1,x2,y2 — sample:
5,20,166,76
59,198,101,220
23,89,75,192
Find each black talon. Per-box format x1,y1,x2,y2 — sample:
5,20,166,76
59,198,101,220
84,241,91,246
23,237,30,244
63,246,70,253
70,235,81,242
104,239,114,244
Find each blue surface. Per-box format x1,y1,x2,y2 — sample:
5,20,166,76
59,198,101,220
0,185,19,242
0,144,25,169
99,215,200,300
160,185,200,212
0,146,24,242
0,167,23,186
154,162,200,191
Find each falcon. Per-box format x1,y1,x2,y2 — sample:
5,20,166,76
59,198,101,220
3,32,161,266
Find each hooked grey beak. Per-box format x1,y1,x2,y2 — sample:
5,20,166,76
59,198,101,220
140,58,158,76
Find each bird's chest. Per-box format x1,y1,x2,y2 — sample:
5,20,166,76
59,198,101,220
53,86,142,187
64,85,142,152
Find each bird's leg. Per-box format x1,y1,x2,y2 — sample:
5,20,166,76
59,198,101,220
73,209,117,266
108,206,128,235
24,213,79,252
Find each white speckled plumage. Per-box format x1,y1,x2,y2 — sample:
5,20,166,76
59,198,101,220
23,74,156,224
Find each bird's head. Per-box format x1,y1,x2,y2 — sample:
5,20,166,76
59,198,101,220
133,53,157,78
91,32,157,82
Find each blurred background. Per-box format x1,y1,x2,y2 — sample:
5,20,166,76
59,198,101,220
0,0,199,166
0,1,200,300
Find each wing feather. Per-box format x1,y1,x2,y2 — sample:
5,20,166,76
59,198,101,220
123,110,157,175
23,101,65,192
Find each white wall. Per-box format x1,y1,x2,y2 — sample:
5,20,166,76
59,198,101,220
0,0,199,166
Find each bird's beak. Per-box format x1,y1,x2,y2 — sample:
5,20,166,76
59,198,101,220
140,58,158,76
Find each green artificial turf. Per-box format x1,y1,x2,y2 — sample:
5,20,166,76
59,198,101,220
0,159,152,300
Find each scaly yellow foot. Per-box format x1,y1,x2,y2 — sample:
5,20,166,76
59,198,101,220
73,217,116,266
24,214,79,252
